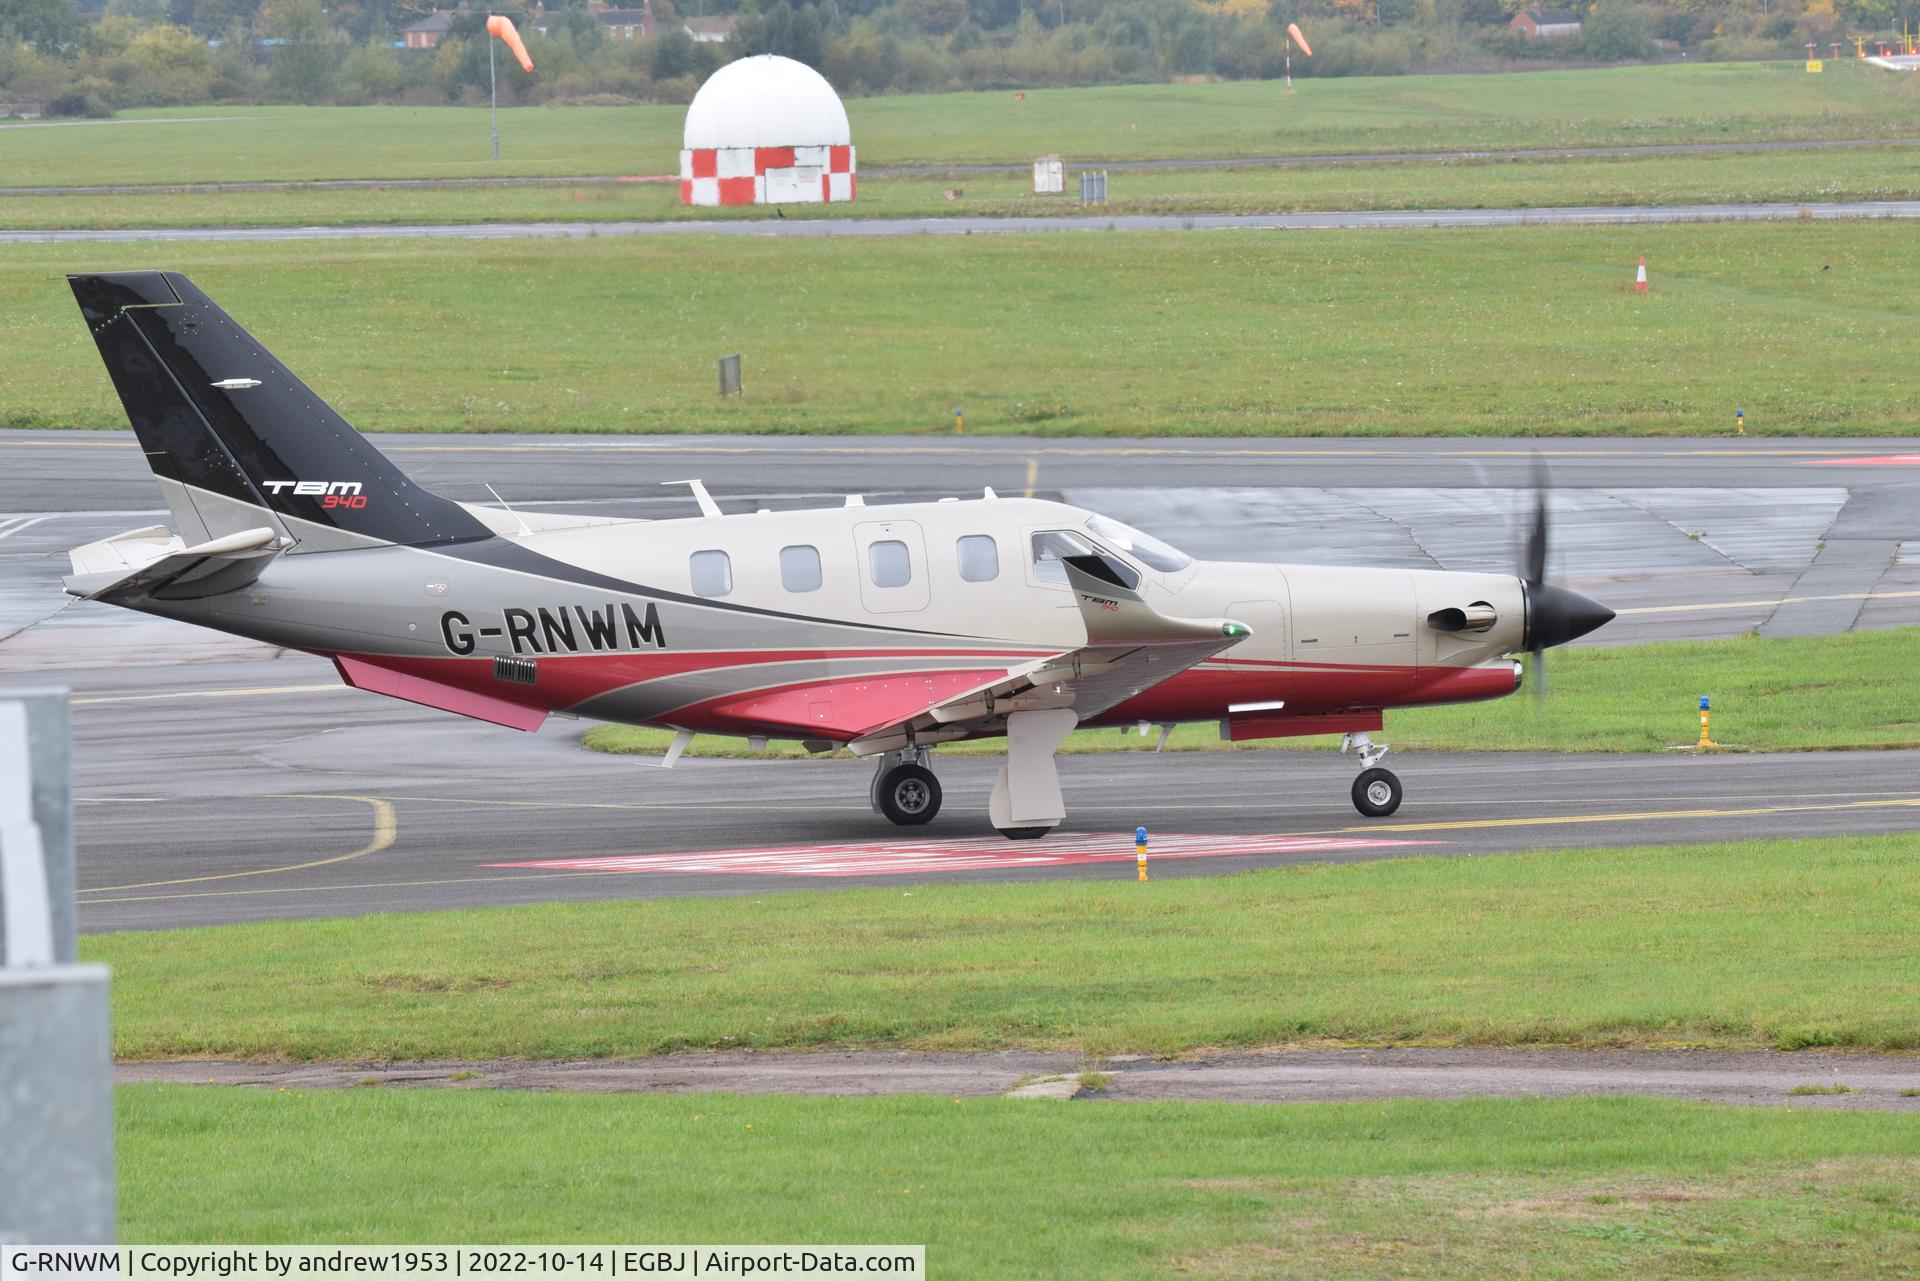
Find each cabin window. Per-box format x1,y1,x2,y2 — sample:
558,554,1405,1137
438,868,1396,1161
690,549,732,598
780,544,823,593
1031,529,1136,588
868,539,912,589
957,535,999,583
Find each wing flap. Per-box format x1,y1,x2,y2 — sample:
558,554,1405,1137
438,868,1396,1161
846,557,1252,754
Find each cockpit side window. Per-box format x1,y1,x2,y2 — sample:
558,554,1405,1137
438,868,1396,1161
1031,529,1138,589
1085,514,1194,573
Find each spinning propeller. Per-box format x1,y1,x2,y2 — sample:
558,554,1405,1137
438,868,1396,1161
1515,459,1615,697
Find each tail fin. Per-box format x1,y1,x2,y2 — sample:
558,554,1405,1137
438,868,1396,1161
69,271,490,552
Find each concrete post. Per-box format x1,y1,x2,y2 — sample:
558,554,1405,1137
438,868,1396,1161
0,688,116,1245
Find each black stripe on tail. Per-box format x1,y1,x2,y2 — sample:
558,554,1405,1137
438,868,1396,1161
70,271,489,548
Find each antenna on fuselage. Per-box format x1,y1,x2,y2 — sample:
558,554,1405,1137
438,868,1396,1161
844,495,865,507
484,483,533,537
664,479,722,517
983,486,998,499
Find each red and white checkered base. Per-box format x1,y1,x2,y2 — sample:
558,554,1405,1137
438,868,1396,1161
680,144,857,206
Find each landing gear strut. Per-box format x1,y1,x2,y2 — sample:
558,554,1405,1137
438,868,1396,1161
1342,732,1403,818
871,747,941,826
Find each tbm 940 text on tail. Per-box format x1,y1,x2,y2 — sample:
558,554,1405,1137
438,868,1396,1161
62,271,1612,838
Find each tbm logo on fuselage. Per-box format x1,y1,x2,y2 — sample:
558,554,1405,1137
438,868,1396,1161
440,603,666,656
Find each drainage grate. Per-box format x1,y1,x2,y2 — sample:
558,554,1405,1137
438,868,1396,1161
493,655,537,686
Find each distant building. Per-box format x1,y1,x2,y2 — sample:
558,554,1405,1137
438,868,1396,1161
683,15,735,42
403,10,454,49
528,2,671,41
596,6,655,41
1510,8,1581,36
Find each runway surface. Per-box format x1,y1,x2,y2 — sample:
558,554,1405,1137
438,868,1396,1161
118,1048,1920,1110
7,199,1920,244
4,432,1919,931
7,134,1913,195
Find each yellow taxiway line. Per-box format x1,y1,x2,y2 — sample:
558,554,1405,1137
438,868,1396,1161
1352,795,1920,835
76,794,395,894
1617,590,1920,616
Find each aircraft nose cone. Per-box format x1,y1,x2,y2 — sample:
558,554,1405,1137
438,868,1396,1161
1527,583,1615,650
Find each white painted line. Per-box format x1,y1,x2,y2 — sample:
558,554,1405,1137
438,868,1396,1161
0,515,51,541
73,683,347,705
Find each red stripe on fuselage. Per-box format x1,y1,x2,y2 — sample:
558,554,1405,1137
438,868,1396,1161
327,648,1514,738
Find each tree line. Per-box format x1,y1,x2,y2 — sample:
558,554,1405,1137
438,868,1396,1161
2,0,1915,114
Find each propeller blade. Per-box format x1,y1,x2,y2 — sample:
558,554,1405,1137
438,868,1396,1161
1522,456,1549,587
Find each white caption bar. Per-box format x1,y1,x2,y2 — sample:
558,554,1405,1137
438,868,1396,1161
4,1248,923,1281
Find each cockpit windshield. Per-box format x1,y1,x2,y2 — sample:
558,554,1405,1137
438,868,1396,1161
1086,514,1195,573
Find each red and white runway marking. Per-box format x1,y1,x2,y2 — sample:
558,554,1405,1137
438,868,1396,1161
490,832,1446,878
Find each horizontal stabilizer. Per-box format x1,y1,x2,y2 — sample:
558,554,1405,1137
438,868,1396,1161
64,525,283,603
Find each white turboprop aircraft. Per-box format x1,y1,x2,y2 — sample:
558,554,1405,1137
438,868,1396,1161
62,271,1614,838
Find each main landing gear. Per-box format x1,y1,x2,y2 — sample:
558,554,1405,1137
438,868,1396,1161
1342,732,1403,818
871,710,1079,840
871,747,942,826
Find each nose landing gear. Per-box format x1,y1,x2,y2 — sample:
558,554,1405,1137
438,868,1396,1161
872,748,942,826
1342,732,1403,818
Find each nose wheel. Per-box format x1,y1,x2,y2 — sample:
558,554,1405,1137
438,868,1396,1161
1351,767,1403,817
1342,731,1403,817
873,758,942,826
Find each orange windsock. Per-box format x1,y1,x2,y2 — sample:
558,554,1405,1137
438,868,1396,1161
486,15,534,73
1286,22,1312,56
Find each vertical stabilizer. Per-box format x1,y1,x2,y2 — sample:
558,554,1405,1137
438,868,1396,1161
69,271,489,552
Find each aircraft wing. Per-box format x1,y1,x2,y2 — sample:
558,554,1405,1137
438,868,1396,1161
63,525,284,604
842,553,1252,754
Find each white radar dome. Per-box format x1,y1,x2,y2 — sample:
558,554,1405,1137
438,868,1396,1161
682,54,851,151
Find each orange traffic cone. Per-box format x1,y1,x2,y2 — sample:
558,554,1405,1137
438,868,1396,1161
1635,257,1649,293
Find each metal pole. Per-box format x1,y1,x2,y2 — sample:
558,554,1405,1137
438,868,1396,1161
490,29,500,161
0,689,115,1245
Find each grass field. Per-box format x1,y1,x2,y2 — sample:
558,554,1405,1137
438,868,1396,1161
584,628,1920,761
117,1087,1920,1276
89,832,1920,1061
8,220,1919,436
5,63,1917,188
8,145,1920,230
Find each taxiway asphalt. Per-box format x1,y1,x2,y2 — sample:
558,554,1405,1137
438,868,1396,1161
4,432,1918,931
118,1048,1920,1110
8,199,1920,244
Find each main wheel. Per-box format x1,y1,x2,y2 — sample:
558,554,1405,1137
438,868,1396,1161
1351,767,1403,818
877,763,941,826
996,826,1053,841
